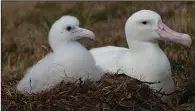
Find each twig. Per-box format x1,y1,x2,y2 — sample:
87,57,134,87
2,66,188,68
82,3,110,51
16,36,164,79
79,77,83,88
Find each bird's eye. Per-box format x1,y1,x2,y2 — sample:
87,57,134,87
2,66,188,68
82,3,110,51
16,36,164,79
66,26,72,31
141,21,148,25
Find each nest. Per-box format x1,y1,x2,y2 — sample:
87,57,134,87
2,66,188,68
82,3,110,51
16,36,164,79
2,73,180,111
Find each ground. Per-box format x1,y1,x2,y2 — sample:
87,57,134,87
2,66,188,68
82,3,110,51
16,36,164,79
2,1,195,111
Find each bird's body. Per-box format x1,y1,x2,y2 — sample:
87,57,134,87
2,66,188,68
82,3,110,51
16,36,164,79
90,10,192,102
90,46,128,73
91,43,171,82
17,16,101,94
90,43,175,100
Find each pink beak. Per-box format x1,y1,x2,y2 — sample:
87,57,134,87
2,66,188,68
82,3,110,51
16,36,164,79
156,20,192,47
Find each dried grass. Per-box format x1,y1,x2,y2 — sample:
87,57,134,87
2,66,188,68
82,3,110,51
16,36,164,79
2,1,195,111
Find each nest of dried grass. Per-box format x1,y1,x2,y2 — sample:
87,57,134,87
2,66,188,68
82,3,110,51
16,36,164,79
2,73,178,111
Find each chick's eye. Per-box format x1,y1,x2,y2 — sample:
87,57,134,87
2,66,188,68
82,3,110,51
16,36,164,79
66,26,72,31
141,21,148,25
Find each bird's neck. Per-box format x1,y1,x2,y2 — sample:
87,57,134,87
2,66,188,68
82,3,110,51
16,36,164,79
124,41,171,83
127,41,170,66
51,41,86,53
128,41,161,54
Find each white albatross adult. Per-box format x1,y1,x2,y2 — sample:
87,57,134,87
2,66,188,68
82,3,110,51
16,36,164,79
17,15,102,94
90,10,192,102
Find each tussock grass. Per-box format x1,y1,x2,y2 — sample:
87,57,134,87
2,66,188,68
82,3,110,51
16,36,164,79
2,1,195,111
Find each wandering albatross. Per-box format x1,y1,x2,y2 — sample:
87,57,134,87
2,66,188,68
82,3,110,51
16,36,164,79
17,15,102,94
90,10,192,102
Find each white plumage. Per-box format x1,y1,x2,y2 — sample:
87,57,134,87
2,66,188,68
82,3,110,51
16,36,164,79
17,16,102,94
90,10,192,102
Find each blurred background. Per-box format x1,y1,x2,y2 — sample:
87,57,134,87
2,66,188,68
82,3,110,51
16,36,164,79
2,1,195,94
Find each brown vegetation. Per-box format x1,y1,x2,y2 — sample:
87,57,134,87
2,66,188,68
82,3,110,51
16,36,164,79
2,1,195,111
